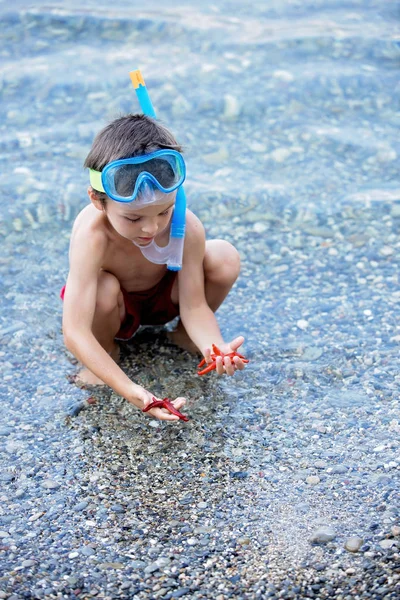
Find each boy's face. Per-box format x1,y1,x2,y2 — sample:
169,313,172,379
92,190,176,245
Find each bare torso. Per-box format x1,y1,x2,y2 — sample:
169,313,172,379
70,204,173,292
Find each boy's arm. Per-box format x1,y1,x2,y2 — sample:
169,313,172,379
178,221,246,377
63,227,186,418
177,214,235,354
62,228,144,405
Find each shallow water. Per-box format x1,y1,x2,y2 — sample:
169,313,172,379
0,1,400,597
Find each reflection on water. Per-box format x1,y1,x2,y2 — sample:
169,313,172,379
1,0,399,394
0,0,399,369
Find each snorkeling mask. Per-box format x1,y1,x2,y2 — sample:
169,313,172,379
89,150,186,206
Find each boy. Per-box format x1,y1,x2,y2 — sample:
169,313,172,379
62,114,247,421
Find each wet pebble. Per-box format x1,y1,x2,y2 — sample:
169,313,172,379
306,475,320,485
344,536,363,552
42,480,60,490
310,527,337,544
74,501,89,512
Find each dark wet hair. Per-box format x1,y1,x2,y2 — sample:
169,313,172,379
84,114,182,206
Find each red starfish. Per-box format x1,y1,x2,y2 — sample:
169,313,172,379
142,397,189,422
197,343,249,375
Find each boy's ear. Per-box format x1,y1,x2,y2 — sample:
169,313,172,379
88,187,104,211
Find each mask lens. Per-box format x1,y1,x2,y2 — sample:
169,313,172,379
112,163,141,198
146,157,178,188
103,151,185,201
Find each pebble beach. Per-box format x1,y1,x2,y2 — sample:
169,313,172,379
0,0,399,598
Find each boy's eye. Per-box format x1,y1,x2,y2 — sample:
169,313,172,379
125,216,140,223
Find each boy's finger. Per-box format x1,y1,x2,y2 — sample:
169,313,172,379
229,336,245,351
204,348,212,363
224,355,235,376
172,398,186,409
215,356,224,375
233,356,245,370
157,410,179,421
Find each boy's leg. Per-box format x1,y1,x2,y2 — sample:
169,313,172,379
77,271,125,385
169,240,241,352
202,239,241,312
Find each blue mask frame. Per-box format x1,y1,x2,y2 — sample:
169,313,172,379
89,149,186,204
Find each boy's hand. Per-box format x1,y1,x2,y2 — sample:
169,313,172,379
131,386,186,421
203,336,247,376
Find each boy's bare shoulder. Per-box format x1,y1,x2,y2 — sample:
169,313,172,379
70,204,109,255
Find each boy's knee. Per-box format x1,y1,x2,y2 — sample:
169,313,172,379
206,240,241,283
96,272,121,315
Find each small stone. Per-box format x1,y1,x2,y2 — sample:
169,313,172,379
203,146,229,164
131,560,146,569
230,471,248,479
98,562,124,570
310,526,336,544
223,94,241,119
187,537,197,545
376,148,397,162
74,501,89,511
314,460,327,470
145,562,160,574
379,240,394,256
344,536,363,552
270,147,292,162
380,539,397,549
301,347,323,361
249,142,267,153
273,70,294,82
373,444,386,452
253,222,268,234
120,582,132,590
28,512,44,522
297,319,309,330
391,525,400,536
81,546,96,556
21,559,35,567
69,552,79,559
306,475,320,485
194,526,212,534
171,588,191,598
330,465,348,475
42,480,60,490
237,537,251,545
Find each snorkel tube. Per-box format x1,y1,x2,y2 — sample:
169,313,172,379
129,69,186,271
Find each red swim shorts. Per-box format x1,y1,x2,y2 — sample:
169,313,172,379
60,270,179,342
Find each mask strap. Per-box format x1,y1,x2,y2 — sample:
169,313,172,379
89,169,105,193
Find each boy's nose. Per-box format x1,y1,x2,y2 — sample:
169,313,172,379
141,219,158,235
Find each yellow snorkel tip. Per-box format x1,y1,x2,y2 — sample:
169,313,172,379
129,69,146,89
